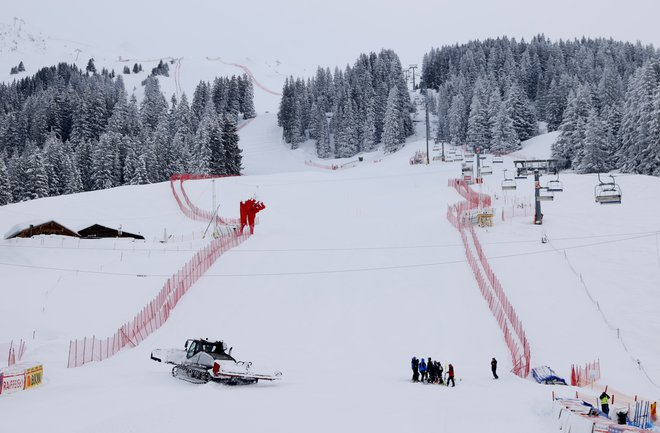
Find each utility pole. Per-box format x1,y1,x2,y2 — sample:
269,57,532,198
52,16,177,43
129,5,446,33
534,170,543,225
211,179,217,234
424,91,430,165
409,64,418,90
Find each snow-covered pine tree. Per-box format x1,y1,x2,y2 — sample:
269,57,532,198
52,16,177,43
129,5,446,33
226,76,241,123
75,139,95,191
192,80,211,127
313,102,332,158
506,82,538,141
222,116,242,175
93,132,120,190
208,115,226,175
0,155,13,205
140,77,168,131
86,58,96,74
382,86,402,153
490,94,520,154
23,145,49,200
576,108,610,173
448,93,467,145
211,77,228,115
290,98,304,149
466,79,490,149
242,75,257,119
7,153,26,202
361,97,376,152
617,60,660,174
553,85,593,168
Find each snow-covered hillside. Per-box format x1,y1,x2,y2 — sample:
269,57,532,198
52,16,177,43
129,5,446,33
0,19,288,113
1,104,660,433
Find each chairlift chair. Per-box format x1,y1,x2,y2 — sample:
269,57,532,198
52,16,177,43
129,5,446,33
501,169,517,190
502,179,516,190
515,169,528,179
537,188,554,201
595,173,622,204
481,165,493,175
547,173,563,192
493,156,504,164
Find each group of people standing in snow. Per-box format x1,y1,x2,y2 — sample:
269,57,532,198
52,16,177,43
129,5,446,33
410,356,499,385
410,356,455,387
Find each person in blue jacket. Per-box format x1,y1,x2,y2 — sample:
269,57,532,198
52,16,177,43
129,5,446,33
419,357,428,382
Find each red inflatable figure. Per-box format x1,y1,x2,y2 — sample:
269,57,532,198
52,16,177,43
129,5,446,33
240,198,266,234
239,201,248,233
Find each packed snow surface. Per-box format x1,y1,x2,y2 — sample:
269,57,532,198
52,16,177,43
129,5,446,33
1,115,660,432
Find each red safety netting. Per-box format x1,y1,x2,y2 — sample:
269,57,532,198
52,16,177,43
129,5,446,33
67,232,250,368
4,339,26,366
170,174,242,226
67,173,251,368
571,360,601,387
447,179,531,378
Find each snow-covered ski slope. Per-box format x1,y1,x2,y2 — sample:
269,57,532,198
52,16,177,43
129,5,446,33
2,110,660,431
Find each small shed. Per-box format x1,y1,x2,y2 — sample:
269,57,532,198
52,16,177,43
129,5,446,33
5,221,80,239
78,224,144,240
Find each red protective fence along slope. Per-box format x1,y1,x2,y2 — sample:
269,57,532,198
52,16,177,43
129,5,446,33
571,360,601,387
170,174,242,226
67,174,250,368
447,179,531,378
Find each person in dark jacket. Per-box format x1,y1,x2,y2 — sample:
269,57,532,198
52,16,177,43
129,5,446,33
600,391,611,416
411,357,419,382
427,357,435,383
491,357,499,379
447,364,455,387
436,362,444,385
419,358,428,382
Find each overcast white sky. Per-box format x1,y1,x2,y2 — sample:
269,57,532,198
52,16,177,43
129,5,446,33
3,0,659,73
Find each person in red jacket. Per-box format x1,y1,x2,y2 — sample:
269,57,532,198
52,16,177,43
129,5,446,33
446,364,455,387
245,199,266,234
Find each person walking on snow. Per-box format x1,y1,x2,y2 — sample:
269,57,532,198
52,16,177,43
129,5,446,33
419,358,428,383
411,357,419,382
600,390,611,416
491,357,499,379
447,364,455,387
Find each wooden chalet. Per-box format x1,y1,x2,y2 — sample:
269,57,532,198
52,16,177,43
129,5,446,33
5,221,80,239
78,224,144,240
